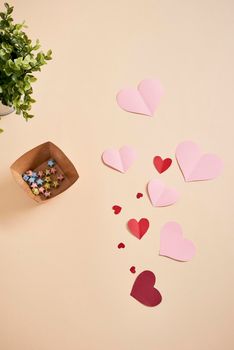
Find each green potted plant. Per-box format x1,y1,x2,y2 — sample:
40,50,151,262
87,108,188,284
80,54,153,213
0,2,52,132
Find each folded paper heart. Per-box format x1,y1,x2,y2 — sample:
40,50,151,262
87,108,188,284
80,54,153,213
147,179,179,207
102,146,137,173
176,141,223,182
130,270,162,307
127,218,150,239
116,79,164,117
130,266,136,274
160,222,195,262
112,205,122,215
118,242,125,249
153,156,172,174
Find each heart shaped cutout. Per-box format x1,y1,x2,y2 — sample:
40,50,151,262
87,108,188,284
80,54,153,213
130,270,162,307
160,222,195,262
112,205,122,215
147,179,179,207
102,145,137,173
118,242,125,249
116,79,164,117
127,218,149,239
130,266,136,274
176,141,223,182
153,156,172,174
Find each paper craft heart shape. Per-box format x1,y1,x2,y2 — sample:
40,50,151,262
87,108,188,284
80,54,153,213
127,218,149,239
102,146,137,173
116,79,164,117
153,156,172,174
130,266,136,274
147,179,179,207
130,270,162,307
112,205,122,215
118,242,125,249
160,222,195,262
176,141,223,181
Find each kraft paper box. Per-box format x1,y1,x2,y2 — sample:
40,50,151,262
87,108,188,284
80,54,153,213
10,141,79,203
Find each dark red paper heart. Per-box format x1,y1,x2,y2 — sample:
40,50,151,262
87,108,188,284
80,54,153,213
136,192,143,199
130,266,136,274
130,270,162,307
153,156,172,174
118,242,125,249
127,218,149,239
112,205,122,215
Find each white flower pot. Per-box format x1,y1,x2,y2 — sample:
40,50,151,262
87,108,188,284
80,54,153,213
0,101,14,116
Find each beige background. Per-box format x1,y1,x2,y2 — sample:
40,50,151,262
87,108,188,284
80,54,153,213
0,0,234,349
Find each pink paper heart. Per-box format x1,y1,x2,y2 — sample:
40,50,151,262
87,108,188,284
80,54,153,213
116,79,164,117
160,222,195,262
147,179,179,207
176,141,223,182
102,146,137,173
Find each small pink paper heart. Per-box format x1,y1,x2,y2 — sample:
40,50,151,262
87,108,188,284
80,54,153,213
147,179,179,207
176,141,223,182
102,146,137,173
116,79,164,117
159,222,195,262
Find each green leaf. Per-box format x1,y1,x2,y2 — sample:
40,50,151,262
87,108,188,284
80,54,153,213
46,49,52,56
29,75,37,83
4,3,13,15
33,38,41,50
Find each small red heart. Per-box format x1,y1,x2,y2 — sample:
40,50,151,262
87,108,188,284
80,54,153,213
127,218,149,239
112,205,122,215
118,242,125,249
130,266,136,274
130,270,162,307
136,192,143,199
153,156,172,174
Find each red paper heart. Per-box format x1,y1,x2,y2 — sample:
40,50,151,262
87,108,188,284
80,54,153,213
153,156,172,174
127,218,149,239
136,192,143,199
130,266,136,274
130,270,162,307
118,242,125,249
112,205,122,215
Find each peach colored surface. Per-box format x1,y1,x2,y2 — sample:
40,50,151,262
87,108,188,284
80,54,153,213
0,1,234,349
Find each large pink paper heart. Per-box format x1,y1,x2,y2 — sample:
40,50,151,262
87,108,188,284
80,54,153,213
160,222,195,262
102,146,137,173
147,179,179,207
116,79,164,117
176,141,223,182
